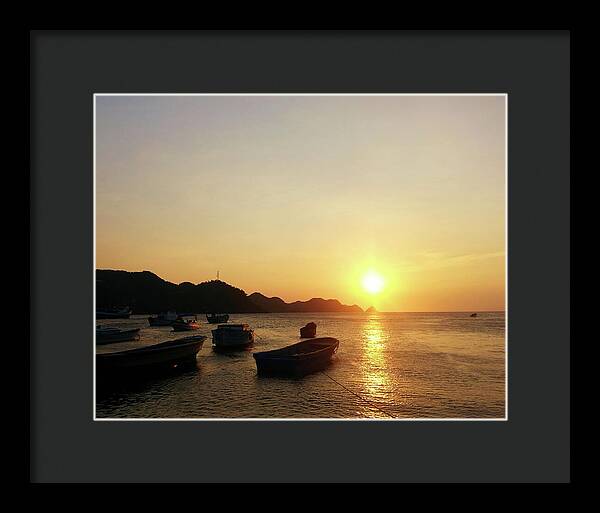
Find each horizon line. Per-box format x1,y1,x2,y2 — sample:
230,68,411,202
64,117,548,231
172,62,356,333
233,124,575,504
96,267,504,314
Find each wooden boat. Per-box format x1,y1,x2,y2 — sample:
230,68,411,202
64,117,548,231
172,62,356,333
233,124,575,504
96,307,132,319
96,326,141,344
211,323,254,349
96,335,206,373
300,322,317,338
470,313,478,317
206,313,229,324
253,337,339,377
172,317,201,332
148,311,179,326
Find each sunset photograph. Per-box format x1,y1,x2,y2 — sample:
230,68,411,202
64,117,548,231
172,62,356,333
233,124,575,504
30,28,572,486
94,94,506,419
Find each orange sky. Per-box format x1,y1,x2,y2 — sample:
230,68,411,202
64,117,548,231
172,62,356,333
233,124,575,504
96,95,506,312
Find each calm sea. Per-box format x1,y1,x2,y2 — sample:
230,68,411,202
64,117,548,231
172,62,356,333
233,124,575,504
95,312,505,419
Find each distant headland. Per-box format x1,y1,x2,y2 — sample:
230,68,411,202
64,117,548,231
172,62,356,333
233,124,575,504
96,269,364,314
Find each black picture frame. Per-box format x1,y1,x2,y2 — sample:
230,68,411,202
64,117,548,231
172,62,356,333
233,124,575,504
30,30,570,483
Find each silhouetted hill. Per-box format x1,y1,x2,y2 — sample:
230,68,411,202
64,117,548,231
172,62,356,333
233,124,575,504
248,292,289,312
366,306,377,313
248,292,363,313
96,270,363,314
96,270,262,314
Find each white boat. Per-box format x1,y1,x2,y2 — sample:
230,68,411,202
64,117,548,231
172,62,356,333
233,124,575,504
211,323,254,349
148,311,179,326
206,313,230,324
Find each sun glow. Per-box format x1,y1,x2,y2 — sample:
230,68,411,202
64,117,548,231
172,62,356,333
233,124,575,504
362,271,385,294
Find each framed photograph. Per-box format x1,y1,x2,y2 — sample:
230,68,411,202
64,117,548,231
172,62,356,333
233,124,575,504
93,93,507,422
30,30,570,483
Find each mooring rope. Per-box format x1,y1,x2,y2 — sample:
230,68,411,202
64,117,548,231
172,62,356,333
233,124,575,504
320,370,396,419
252,333,394,418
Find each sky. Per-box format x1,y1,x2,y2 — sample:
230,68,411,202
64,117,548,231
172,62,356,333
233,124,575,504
96,95,505,312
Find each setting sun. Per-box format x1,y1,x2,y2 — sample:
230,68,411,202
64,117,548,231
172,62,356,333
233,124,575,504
362,271,385,294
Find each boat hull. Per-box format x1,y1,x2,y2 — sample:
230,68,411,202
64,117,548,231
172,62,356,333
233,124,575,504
172,323,200,332
96,336,206,374
254,337,339,377
211,329,254,349
148,317,176,326
96,310,132,319
96,328,141,345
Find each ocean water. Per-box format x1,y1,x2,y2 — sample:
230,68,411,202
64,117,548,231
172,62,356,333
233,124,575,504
95,312,505,419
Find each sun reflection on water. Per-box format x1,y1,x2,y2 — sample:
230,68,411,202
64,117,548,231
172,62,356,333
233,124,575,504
361,316,391,400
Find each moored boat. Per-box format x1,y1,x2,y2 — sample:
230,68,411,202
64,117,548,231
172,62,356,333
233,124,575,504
96,326,141,345
211,323,254,349
96,334,206,373
300,322,317,338
148,311,179,326
96,307,132,319
253,337,339,377
172,316,201,332
206,313,230,324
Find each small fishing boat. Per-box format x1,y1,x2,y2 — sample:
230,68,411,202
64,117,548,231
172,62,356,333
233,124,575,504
470,313,478,317
211,323,254,349
172,316,201,332
148,311,179,326
253,337,339,377
96,335,206,373
206,313,229,324
300,322,317,338
96,307,132,319
96,326,141,345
